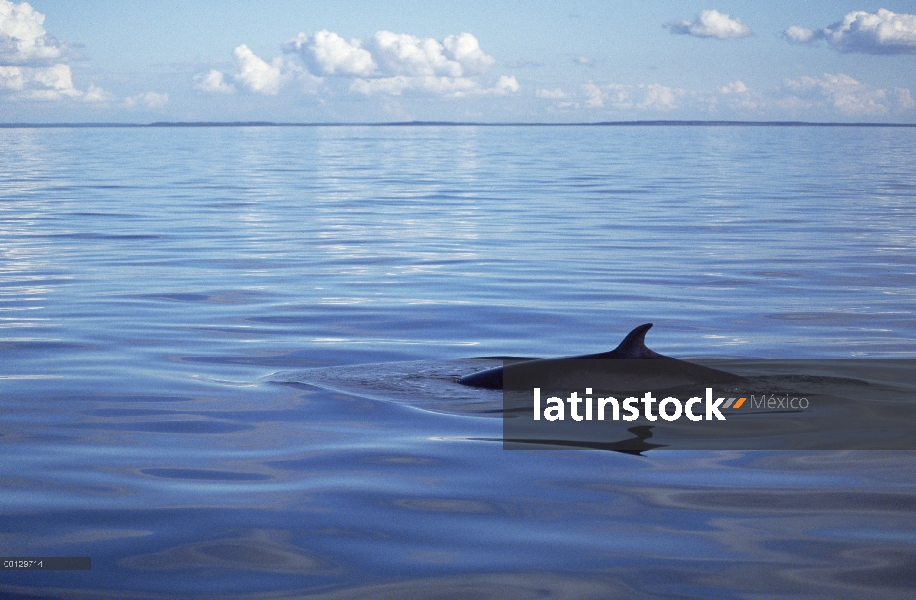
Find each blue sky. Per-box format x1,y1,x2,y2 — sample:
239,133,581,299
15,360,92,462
2,1,916,122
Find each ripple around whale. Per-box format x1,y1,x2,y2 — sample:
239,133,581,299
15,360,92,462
271,357,916,452
139,468,272,481
270,358,506,415
268,357,906,412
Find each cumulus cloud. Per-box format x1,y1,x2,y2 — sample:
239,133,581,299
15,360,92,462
284,30,375,76
202,29,511,99
573,56,594,66
783,25,817,45
493,75,519,94
0,62,91,100
17,63,81,100
784,73,913,116
365,30,493,78
0,0,66,65
300,29,501,95
194,69,235,94
232,44,286,95
667,9,752,39
0,64,23,88
443,32,495,75
784,9,916,54
124,91,168,109
30,62,74,92
639,84,683,110
0,0,114,103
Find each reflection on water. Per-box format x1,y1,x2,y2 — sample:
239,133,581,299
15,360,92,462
1,126,915,598
3,381,915,598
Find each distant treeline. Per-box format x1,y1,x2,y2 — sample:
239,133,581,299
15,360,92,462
2,121,915,128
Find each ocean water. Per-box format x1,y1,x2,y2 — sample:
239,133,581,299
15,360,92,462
1,125,915,598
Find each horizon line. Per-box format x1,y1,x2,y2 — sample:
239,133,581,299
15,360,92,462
2,120,916,129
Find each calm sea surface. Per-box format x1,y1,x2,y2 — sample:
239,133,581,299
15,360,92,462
1,125,915,598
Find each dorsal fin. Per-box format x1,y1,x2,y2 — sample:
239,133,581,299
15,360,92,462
612,323,663,358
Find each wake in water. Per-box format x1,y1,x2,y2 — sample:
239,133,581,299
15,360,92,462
270,358,506,414
271,358,916,451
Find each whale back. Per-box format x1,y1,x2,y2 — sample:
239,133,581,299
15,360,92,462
457,323,667,389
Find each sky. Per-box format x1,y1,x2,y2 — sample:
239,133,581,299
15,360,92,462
2,1,916,123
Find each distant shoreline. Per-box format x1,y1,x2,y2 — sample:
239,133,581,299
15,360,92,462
2,120,916,129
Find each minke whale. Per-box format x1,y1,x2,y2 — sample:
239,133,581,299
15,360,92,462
457,323,740,392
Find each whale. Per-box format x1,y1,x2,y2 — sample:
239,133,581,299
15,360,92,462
457,323,741,392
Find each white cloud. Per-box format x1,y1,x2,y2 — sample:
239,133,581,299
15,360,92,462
493,75,519,95
196,46,321,96
0,63,24,88
0,0,66,65
667,9,752,39
785,9,916,54
350,31,501,96
581,82,605,107
233,44,285,95
124,91,168,109
825,9,916,54
82,83,110,103
0,1,116,103
718,80,748,94
204,30,508,99
284,30,496,79
783,73,913,116
536,87,566,99
574,56,595,66
284,30,375,76
443,32,495,75
638,84,682,110
194,69,235,94
369,31,461,77
31,62,75,92
578,82,684,111
710,81,759,112
894,88,916,110
537,75,911,119
604,84,634,109
783,25,817,44
0,63,94,100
